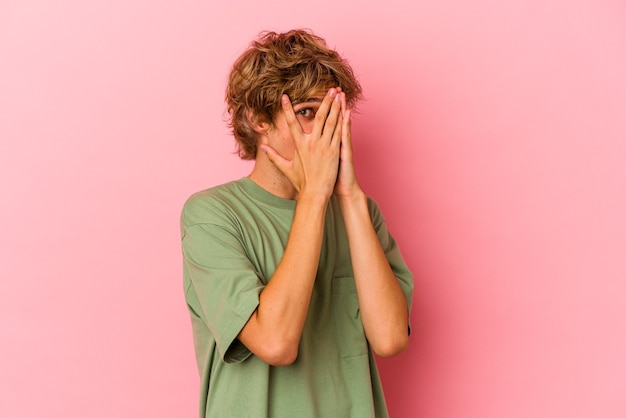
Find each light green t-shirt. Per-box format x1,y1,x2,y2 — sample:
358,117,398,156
181,178,413,418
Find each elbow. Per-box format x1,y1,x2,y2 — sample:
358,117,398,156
258,340,299,366
371,334,409,358
266,350,298,367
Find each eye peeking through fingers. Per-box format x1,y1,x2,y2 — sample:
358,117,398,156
296,107,317,120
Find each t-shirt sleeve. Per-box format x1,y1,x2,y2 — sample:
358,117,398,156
182,220,264,363
367,198,414,332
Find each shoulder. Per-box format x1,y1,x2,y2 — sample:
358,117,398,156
181,179,248,228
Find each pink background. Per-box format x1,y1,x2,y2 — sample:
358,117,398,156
2,0,625,417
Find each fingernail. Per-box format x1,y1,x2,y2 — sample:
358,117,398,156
329,88,337,98
281,94,289,103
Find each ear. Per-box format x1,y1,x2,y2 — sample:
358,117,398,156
246,109,271,135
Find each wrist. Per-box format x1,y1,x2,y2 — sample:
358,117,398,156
336,189,367,209
297,188,332,206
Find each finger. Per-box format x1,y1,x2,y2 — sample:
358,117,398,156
320,92,342,142
341,109,352,151
332,93,346,146
340,91,347,119
260,144,290,173
331,111,343,148
311,88,339,139
280,94,304,138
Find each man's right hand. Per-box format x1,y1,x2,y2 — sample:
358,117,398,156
260,88,343,201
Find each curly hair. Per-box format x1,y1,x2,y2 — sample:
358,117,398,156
226,29,363,160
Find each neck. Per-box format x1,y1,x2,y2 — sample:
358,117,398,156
247,155,298,200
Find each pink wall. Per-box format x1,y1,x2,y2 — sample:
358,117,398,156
2,0,625,416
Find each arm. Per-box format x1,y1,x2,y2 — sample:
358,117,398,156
338,193,410,357
236,193,327,366
334,93,410,357
237,88,343,366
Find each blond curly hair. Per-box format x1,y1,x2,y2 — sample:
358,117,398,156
226,29,363,160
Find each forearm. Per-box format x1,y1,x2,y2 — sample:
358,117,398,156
338,192,409,357
238,192,328,365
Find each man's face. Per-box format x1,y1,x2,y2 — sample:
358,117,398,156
265,89,330,160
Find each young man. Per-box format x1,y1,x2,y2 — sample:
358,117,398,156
181,29,413,417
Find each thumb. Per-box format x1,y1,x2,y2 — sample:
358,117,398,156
260,144,290,173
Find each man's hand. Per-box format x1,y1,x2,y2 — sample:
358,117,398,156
326,89,408,357
334,88,363,199
261,88,343,200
